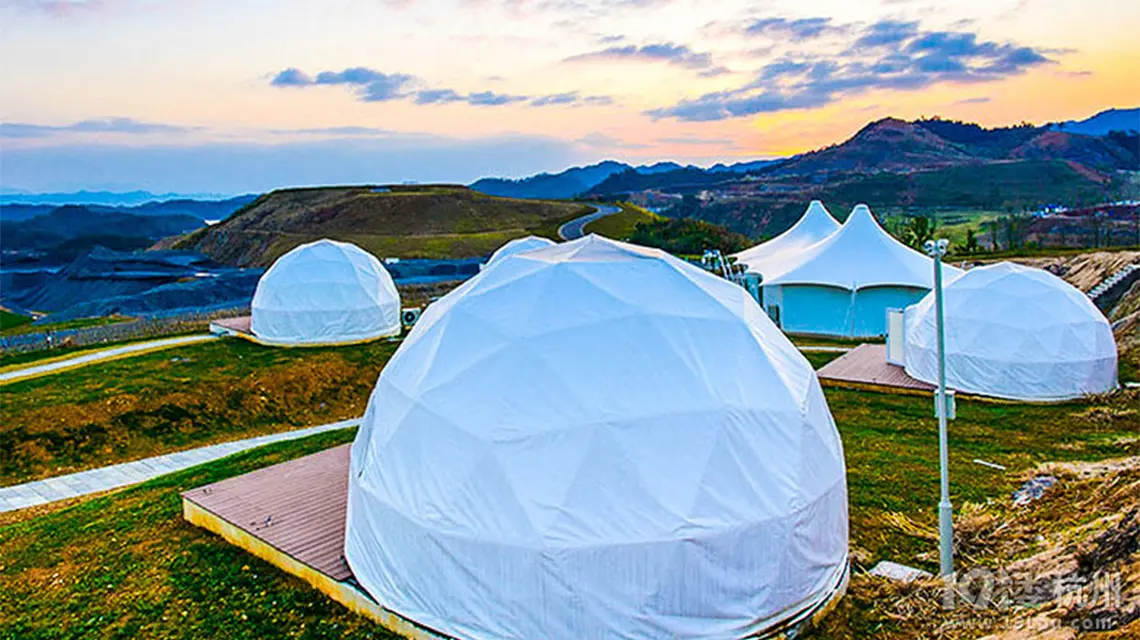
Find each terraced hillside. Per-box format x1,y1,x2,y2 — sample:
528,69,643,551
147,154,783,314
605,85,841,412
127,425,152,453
174,185,591,266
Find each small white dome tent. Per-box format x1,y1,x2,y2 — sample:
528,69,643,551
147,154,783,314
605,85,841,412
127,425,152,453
732,200,839,276
904,261,1118,401
757,204,963,338
482,235,557,270
346,234,849,639
250,239,401,346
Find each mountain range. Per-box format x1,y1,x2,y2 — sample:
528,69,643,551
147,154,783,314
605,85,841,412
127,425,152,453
0,189,245,207
0,194,258,223
469,107,1139,200
469,158,782,200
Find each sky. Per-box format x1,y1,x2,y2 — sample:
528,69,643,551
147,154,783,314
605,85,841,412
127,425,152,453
0,0,1137,193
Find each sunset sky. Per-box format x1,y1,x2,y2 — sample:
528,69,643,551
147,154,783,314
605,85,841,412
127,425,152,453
1,0,1137,193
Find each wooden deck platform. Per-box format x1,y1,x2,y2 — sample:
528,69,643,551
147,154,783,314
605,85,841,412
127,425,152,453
209,315,253,338
817,343,934,393
181,445,447,640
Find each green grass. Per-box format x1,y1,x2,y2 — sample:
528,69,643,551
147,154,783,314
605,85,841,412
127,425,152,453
0,338,400,486
0,310,33,332
1,387,1135,638
583,202,661,239
802,350,845,369
0,428,397,640
0,314,134,337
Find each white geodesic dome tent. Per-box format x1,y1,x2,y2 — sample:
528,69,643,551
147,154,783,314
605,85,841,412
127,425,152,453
755,205,963,338
250,239,401,346
482,235,557,269
904,261,1118,401
345,234,849,640
732,200,839,276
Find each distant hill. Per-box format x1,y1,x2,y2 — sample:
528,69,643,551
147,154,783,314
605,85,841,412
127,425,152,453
471,158,786,199
175,185,592,266
0,189,242,207
1,206,205,260
0,194,256,223
470,160,630,199
1050,107,1139,136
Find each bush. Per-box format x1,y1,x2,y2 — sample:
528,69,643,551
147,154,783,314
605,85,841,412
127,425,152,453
628,218,752,255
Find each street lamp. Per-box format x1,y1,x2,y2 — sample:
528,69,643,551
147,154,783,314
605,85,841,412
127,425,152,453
924,237,954,577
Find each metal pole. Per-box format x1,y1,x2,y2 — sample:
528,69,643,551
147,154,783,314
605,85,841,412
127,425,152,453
930,239,954,577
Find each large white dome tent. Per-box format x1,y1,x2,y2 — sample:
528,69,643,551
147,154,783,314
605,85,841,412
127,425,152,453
732,200,839,276
904,261,1118,401
481,234,557,270
346,234,849,639
250,239,401,346
756,204,963,338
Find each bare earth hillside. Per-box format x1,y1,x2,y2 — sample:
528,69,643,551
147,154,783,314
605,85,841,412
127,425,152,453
175,185,590,266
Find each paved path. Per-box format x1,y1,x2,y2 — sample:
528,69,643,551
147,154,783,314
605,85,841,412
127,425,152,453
558,204,622,240
0,334,216,385
0,417,360,513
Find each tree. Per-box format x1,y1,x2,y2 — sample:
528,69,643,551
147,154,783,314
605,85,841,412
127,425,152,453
964,228,979,254
899,215,937,250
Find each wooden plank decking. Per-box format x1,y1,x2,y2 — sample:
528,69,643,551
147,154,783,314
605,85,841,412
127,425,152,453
211,315,253,336
182,443,352,580
817,343,934,392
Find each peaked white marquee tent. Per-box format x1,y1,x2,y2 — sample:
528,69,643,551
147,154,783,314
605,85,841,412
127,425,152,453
250,239,401,346
755,204,963,338
732,200,839,276
905,261,1118,401
482,235,557,269
346,234,850,640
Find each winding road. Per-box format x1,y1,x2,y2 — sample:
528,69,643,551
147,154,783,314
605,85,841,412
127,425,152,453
558,204,622,240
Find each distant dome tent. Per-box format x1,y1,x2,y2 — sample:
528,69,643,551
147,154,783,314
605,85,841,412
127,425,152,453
732,200,839,276
753,204,962,338
250,239,401,346
346,234,850,640
482,235,557,269
904,262,1117,401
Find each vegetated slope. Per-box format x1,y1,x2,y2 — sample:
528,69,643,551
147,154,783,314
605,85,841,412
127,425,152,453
774,118,977,176
175,185,591,266
583,203,662,239
688,159,1115,240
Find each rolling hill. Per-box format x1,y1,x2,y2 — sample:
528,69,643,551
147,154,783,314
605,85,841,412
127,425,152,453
174,185,592,266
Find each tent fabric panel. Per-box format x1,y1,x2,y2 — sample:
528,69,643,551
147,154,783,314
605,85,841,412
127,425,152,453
780,285,853,336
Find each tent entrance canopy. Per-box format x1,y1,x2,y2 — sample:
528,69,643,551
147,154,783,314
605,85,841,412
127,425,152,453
772,283,928,338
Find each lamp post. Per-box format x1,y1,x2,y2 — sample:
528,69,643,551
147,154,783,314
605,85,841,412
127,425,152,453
924,237,954,577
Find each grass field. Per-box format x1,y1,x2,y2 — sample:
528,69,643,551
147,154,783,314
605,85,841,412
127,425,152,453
1,385,1135,638
0,310,33,332
0,314,134,337
0,338,399,486
583,202,661,239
